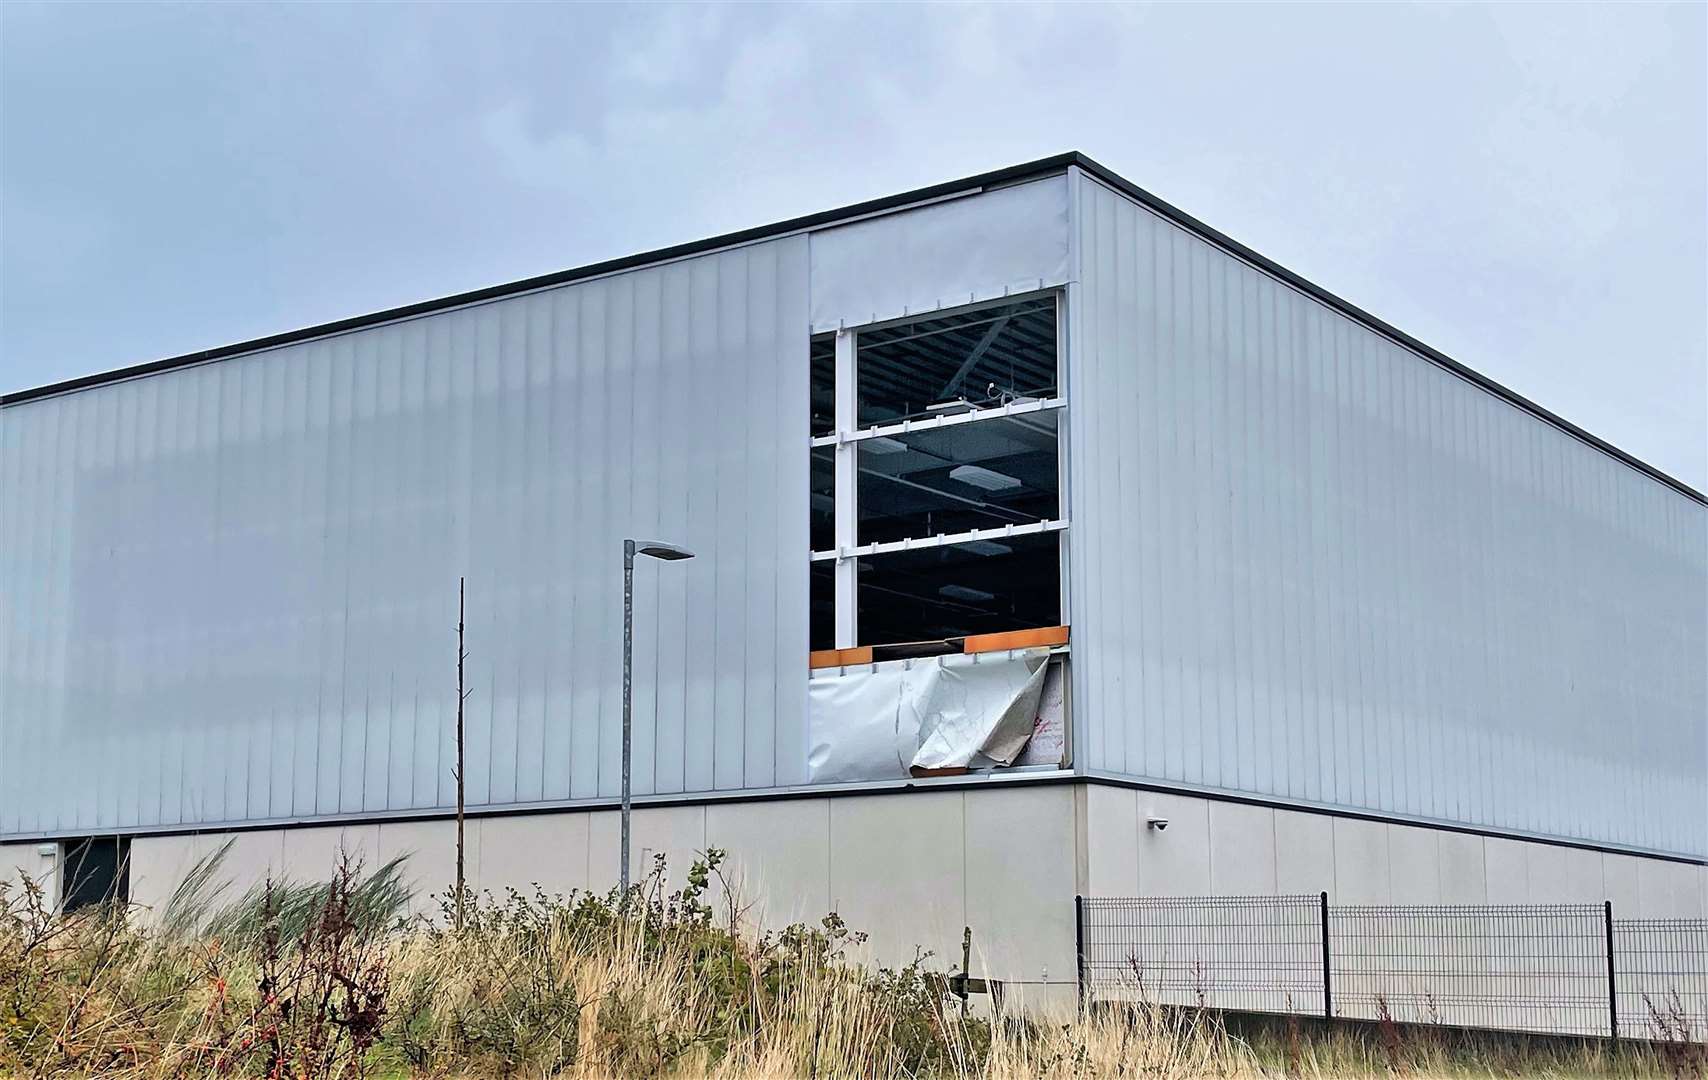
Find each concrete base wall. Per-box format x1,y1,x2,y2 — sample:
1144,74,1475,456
9,780,1701,1026
1083,785,1708,1036
1082,785,1708,916
120,785,1083,1012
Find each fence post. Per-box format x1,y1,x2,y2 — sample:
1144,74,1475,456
1074,894,1087,1015
1320,891,1333,1020
1604,899,1618,1040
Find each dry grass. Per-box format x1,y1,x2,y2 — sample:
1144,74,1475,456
0,849,1696,1079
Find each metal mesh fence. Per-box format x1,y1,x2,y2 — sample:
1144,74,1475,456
1078,895,1325,1015
1328,904,1608,1037
1614,918,1708,1043
1078,894,1707,1044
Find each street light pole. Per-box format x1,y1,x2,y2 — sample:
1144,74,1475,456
621,538,694,899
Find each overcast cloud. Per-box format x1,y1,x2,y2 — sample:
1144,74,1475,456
3,2,1703,488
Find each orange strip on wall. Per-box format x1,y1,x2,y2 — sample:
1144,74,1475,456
960,625,1070,654
808,646,875,669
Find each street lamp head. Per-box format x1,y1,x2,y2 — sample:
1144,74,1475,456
630,539,695,562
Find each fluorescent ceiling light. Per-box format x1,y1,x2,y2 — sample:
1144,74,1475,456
811,493,835,513
959,539,1012,557
949,464,1021,491
927,399,975,415
939,583,995,602
864,436,908,455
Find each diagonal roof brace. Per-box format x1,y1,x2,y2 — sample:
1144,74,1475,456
939,316,1010,399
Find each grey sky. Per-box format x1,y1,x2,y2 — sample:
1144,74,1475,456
3,2,1703,488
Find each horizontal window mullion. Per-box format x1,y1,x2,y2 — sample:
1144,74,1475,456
808,396,1065,448
810,518,1067,562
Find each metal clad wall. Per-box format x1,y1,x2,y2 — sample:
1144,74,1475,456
0,237,810,836
1068,174,1708,858
809,176,1070,332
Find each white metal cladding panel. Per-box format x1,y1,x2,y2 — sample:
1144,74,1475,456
808,175,1070,332
1068,175,1708,858
0,237,811,836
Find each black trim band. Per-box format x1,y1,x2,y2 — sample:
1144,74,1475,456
1,151,1700,504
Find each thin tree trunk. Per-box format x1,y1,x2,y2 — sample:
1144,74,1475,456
455,576,466,932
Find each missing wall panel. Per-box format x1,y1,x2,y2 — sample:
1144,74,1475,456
811,446,835,552
61,836,130,912
810,332,836,438
808,293,1066,655
856,296,1058,426
858,531,1061,646
810,559,836,652
858,411,1059,545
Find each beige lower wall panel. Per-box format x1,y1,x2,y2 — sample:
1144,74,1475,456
1526,842,1604,904
1602,852,1642,914
964,786,1078,989
1083,787,1705,913
375,819,466,914
1134,792,1211,895
588,805,707,893
1483,836,1531,904
1437,831,1488,903
1386,826,1441,903
0,841,58,907
1674,861,1705,917
130,830,286,916
705,799,831,928
128,833,204,914
1331,818,1391,904
1636,854,1677,916
1274,809,1334,894
1083,785,1139,896
116,791,1079,986
477,811,586,898
1208,801,1277,895
1636,855,1708,917
828,790,968,969
80,781,1708,1020
280,824,380,881
1080,786,1707,1035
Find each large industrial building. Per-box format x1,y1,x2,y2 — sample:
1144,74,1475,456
3,153,1704,1007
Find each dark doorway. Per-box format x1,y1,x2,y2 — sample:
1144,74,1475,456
61,836,130,912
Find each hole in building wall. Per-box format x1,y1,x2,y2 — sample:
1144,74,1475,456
811,446,835,553
61,836,130,912
810,332,835,438
857,531,1061,646
856,297,1057,427
810,559,835,652
857,411,1059,545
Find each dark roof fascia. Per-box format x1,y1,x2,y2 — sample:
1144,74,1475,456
3,149,1701,505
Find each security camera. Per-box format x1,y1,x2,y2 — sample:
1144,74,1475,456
1147,816,1169,832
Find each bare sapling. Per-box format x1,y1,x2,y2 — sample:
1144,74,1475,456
455,576,468,933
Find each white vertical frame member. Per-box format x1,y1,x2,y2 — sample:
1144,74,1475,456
1061,165,1083,773
1054,286,1074,629
832,328,858,647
